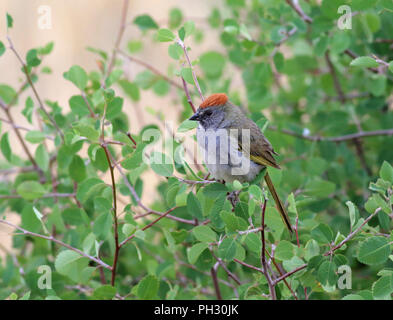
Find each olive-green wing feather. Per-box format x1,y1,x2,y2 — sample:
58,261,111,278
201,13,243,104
237,122,292,233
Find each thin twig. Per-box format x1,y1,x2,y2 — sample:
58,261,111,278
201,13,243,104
260,198,276,300
0,192,75,199
119,206,177,247
268,126,393,142
0,219,111,270
118,50,183,90
176,39,204,101
103,0,129,87
324,207,382,256
210,265,223,300
101,143,120,286
6,36,64,141
272,264,307,285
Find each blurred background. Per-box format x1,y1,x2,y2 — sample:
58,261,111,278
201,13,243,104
0,0,221,259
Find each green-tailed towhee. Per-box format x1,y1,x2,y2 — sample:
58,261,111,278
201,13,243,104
189,93,292,233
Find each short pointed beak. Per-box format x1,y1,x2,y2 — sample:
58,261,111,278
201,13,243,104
189,112,200,121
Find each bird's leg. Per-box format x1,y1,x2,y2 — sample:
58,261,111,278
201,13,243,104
227,190,241,209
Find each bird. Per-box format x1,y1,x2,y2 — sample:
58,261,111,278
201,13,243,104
189,93,293,233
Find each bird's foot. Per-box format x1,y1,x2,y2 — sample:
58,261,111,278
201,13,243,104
227,190,241,209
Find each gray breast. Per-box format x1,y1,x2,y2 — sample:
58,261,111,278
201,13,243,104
196,125,262,183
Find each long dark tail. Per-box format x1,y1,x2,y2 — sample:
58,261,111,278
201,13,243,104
263,172,293,233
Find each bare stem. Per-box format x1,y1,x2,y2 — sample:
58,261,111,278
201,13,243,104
118,50,183,90
177,39,204,101
268,126,393,143
260,198,276,300
324,207,382,256
210,265,223,300
103,0,129,86
0,219,111,270
6,36,64,141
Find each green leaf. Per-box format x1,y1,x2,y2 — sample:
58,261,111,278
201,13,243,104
6,13,13,29
150,152,173,177
82,233,96,255
184,21,195,37
93,285,116,300
275,240,295,261
305,240,320,261
346,201,357,229
63,65,88,90
180,67,194,84
22,97,34,123
35,144,49,171
203,183,228,198
17,181,46,200
93,212,112,239
372,275,393,300
152,79,170,96
0,41,5,57
341,294,364,300
187,242,208,264
352,0,378,10
169,8,183,29
358,236,391,266
350,56,379,68
26,49,41,67
137,275,159,299
118,80,140,101
69,155,86,182
244,232,261,255
127,40,143,54
381,0,393,11
199,51,226,78
177,119,198,132
37,41,54,55
318,260,337,286
380,161,393,183
25,130,46,144
311,224,334,244
1,132,12,162
157,28,176,42
106,96,123,120
192,225,217,243
305,179,336,197
168,43,183,60
133,14,158,31
0,84,16,104
69,95,91,117
55,250,88,282
218,238,237,261
187,192,203,220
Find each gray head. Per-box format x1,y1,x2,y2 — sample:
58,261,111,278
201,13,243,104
188,93,228,129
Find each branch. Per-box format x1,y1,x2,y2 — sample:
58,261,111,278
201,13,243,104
176,39,204,101
210,250,242,285
324,207,382,256
272,264,307,285
285,0,312,24
119,206,177,247
325,51,345,104
6,36,64,142
101,143,119,286
103,0,129,86
268,126,393,142
0,192,75,200
210,265,223,300
0,219,111,270
260,198,276,300
118,49,183,90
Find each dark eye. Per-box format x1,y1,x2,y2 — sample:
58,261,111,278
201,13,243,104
204,110,212,117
